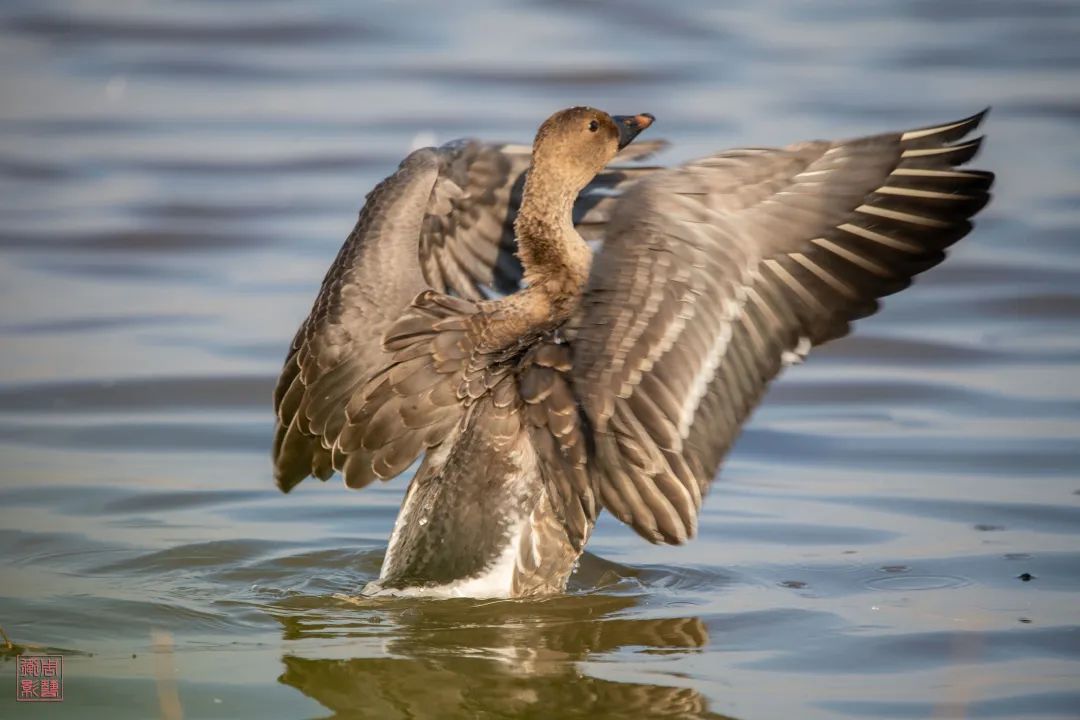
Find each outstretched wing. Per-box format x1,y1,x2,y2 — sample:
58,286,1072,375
570,110,994,544
273,139,663,492
273,150,438,491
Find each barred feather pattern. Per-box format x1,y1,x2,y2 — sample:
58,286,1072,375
571,110,994,544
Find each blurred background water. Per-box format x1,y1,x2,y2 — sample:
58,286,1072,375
1,0,1079,718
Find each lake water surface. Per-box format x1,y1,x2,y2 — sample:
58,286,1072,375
1,1,1079,718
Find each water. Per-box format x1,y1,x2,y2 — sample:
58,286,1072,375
1,1,1079,718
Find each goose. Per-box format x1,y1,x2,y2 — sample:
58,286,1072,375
272,106,993,597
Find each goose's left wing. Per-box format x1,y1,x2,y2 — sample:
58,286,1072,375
570,111,994,544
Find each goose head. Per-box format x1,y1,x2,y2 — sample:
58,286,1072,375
530,106,654,192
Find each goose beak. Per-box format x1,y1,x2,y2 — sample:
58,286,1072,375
612,113,655,149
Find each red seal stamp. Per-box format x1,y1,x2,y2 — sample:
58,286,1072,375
16,655,63,702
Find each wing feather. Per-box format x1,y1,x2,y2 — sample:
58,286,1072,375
572,109,994,543
271,149,438,491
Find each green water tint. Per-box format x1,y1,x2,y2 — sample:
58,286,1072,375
2,561,735,718
2,0,1080,717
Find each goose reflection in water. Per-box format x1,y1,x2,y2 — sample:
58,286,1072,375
272,585,735,719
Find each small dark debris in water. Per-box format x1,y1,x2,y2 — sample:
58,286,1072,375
1005,553,1031,560
1019,617,1032,624
975,524,1005,532
1018,572,1035,582
780,580,807,589
842,550,857,555
881,565,909,573
132,654,137,659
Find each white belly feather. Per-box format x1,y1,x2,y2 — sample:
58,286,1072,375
362,431,539,599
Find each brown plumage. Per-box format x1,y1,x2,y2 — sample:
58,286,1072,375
272,105,994,596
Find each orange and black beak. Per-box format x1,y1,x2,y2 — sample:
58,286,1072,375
612,113,655,149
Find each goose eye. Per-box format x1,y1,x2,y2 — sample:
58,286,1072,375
588,120,599,132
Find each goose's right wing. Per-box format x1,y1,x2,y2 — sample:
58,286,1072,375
571,111,994,544
273,150,439,491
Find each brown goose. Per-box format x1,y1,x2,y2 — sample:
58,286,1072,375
273,106,993,597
